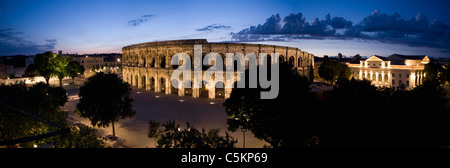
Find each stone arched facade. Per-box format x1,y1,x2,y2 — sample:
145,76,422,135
122,39,314,99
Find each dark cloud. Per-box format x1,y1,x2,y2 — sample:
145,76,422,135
0,28,56,56
128,14,154,27
236,14,281,34
232,10,450,50
361,10,429,33
330,16,353,29
196,24,231,32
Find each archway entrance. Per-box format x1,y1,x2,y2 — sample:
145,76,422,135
129,74,133,86
215,81,225,99
141,76,146,89
200,80,209,98
150,77,155,91
160,78,166,93
171,79,179,95
135,75,138,87
184,80,192,96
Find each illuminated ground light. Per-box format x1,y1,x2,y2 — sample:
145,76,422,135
209,102,215,105
179,99,184,102
155,95,160,98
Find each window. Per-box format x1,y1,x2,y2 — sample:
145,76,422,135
399,80,403,85
406,74,409,78
399,74,402,78
392,79,395,85
385,63,388,67
392,73,395,77
406,81,409,86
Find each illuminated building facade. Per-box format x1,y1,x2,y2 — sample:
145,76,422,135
347,54,430,88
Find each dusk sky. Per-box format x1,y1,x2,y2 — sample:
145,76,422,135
1,0,450,58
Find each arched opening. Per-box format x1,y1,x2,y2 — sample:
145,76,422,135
150,58,155,67
219,53,226,71
184,80,192,96
160,78,166,93
143,58,146,67
141,76,146,89
150,77,155,91
200,80,209,98
289,56,295,66
135,75,139,87
160,55,166,68
279,55,285,63
171,79,179,95
171,54,179,69
298,58,302,67
129,74,133,86
215,81,225,98
267,55,272,81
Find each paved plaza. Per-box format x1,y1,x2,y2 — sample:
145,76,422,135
63,79,267,148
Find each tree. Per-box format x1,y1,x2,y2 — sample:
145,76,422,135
147,120,237,148
54,54,71,87
76,72,135,140
66,61,85,84
25,52,58,84
53,124,106,148
315,78,450,147
0,83,68,147
318,59,350,84
424,61,445,84
224,63,315,148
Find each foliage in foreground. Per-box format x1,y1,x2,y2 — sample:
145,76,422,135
147,120,237,148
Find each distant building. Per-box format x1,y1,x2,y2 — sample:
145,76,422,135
102,54,122,74
347,54,430,88
0,55,34,78
72,55,104,78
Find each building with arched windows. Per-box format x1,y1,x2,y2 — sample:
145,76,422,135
122,39,315,99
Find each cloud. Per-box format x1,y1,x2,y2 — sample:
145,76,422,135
232,10,450,50
196,24,231,32
0,28,57,56
236,14,282,34
128,14,154,27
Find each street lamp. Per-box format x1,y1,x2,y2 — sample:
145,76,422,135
241,127,247,148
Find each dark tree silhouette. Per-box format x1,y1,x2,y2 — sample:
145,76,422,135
147,120,237,148
315,78,450,147
224,63,315,148
318,59,351,84
66,61,85,84
76,72,135,140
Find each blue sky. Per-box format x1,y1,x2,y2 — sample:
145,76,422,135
1,0,450,58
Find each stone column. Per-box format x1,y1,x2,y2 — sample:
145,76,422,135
178,83,185,97
155,75,161,92
165,77,171,94
208,83,215,99
193,88,199,98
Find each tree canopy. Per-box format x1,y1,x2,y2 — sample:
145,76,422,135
147,120,237,148
318,59,351,84
224,63,314,148
76,72,135,140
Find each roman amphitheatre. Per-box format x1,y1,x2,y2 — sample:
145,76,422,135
122,39,315,99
